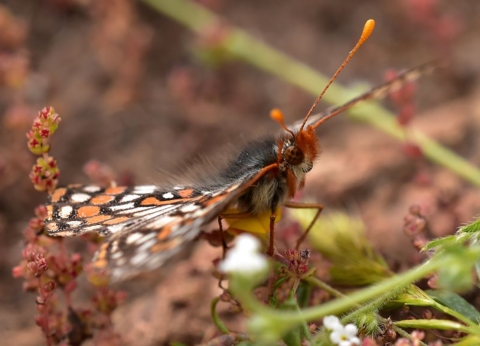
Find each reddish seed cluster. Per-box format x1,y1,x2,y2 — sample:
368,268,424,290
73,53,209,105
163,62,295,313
385,69,417,127
13,207,126,345
27,107,61,193
384,70,424,160
403,205,430,252
284,248,310,275
14,106,126,345
405,0,462,58
27,107,61,155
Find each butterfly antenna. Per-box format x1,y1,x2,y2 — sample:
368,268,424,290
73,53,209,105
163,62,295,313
270,108,295,137
299,19,375,131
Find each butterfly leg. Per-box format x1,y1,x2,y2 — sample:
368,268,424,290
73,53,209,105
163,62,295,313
284,201,324,249
267,212,277,257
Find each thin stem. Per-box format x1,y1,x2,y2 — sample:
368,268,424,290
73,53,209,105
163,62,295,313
392,325,428,346
304,276,347,299
211,297,230,334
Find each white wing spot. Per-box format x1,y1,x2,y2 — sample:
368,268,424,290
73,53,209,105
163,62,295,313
111,250,123,260
130,251,149,266
115,257,127,266
71,193,91,203
120,194,141,202
137,239,157,252
83,186,101,193
111,241,119,253
126,232,143,244
144,216,178,229
59,206,73,218
162,192,174,199
109,202,135,211
173,186,183,190
66,220,82,227
180,204,199,213
82,225,102,232
133,185,157,194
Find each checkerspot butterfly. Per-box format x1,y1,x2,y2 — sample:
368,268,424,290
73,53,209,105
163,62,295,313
44,20,439,280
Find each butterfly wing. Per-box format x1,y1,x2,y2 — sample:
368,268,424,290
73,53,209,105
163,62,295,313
44,178,258,280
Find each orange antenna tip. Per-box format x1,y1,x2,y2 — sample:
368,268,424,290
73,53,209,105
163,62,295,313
270,108,294,136
360,19,375,44
270,108,285,122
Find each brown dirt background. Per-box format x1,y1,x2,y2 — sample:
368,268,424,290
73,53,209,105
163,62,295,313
1,0,480,345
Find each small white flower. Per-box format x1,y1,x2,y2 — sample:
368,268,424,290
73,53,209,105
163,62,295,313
218,234,268,274
323,316,361,346
323,315,343,331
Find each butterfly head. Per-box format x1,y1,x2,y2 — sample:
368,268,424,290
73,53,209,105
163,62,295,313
271,108,320,176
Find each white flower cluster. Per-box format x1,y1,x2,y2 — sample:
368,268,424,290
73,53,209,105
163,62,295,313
218,234,268,274
323,316,361,346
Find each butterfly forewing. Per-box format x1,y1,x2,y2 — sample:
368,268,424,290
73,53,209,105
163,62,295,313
45,177,255,280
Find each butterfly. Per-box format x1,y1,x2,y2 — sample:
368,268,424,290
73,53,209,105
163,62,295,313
43,20,440,280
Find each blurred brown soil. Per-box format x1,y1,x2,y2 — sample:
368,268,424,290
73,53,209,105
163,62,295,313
1,0,480,345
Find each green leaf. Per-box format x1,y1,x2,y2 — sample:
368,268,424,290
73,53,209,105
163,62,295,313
459,218,480,234
391,285,434,307
437,245,476,292
291,210,391,286
394,319,468,331
422,235,458,251
426,290,480,323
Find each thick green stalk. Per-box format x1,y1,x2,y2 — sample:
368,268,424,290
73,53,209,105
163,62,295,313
141,0,480,186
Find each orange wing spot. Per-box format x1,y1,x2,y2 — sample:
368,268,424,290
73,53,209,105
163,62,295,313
51,188,67,203
105,186,127,195
141,197,183,206
77,206,101,218
46,205,53,219
104,216,130,225
156,226,173,240
150,238,181,253
86,215,112,225
91,195,115,205
178,188,194,198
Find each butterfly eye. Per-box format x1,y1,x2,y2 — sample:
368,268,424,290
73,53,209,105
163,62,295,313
284,146,304,166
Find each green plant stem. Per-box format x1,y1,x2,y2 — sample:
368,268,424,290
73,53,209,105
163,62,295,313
394,319,471,333
141,0,480,187
304,276,345,299
232,254,461,338
392,325,428,346
430,300,480,335
211,297,230,334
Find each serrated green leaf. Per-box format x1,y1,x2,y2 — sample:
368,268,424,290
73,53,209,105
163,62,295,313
425,289,480,323
422,235,457,251
459,218,480,234
392,285,434,307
